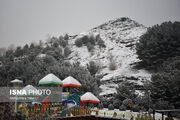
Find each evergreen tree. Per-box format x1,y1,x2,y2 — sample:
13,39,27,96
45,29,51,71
23,44,29,54
115,81,137,101
81,35,89,45
64,34,69,40
87,61,99,76
136,21,180,70
96,35,106,48
59,39,68,48
97,39,106,48
64,47,71,57
150,56,180,108
14,46,23,57
88,35,96,45
30,43,35,49
87,42,94,52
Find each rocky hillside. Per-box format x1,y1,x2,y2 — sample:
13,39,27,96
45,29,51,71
67,17,151,97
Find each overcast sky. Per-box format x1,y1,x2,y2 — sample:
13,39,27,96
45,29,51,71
0,0,180,48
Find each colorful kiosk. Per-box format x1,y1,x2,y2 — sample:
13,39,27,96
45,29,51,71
38,73,63,114
14,74,101,118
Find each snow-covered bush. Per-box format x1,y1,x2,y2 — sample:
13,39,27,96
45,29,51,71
64,34,69,40
109,60,117,70
148,108,153,114
75,38,83,47
132,104,140,112
108,52,117,70
108,104,114,110
59,39,68,48
122,98,133,109
87,61,99,76
97,39,106,48
119,105,126,111
113,99,122,109
87,42,94,52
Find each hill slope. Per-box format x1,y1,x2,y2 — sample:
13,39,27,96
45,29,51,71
67,17,151,97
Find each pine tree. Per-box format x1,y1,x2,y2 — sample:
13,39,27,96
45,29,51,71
64,47,71,57
87,61,99,76
150,57,180,108
136,21,180,70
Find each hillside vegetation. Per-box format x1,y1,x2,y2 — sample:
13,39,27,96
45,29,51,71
0,18,180,114
0,34,101,96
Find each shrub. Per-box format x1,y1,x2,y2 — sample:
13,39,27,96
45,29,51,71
108,52,117,70
102,101,108,108
115,82,137,101
81,35,89,45
88,35,96,45
109,60,117,70
59,35,64,41
50,37,58,47
97,39,106,48
53,42,59,47
119,105,126,111
64,34,69,40
96,34,105,47
14,46,23,57
148,108,153,114
75,38,83,47
154,100,170,110
122,98,133,109
87,61,99,76
59,39,68,48
64,47,71,57
108,104,114,110
87,42,94,52
113,99,122,109
132,104,140,112
98,103,104,109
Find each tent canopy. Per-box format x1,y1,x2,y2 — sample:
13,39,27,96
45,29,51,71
10,79,23,83
19,85,40,97
62,76,82,88
81,92,100,104
38,73,63,86
23,85,37,91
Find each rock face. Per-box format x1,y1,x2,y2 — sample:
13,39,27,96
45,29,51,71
68,17,151,97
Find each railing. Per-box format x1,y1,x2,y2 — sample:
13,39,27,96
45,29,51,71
57,115,127,120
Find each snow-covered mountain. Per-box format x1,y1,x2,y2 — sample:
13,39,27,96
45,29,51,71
68,17,151,97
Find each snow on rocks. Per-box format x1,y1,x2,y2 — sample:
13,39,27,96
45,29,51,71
67,17,151,97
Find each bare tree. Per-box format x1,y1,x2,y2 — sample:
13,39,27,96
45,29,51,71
0,47,6,56
39,40,44,47
8,44,15,51
108,52,117,70
45,34,52,46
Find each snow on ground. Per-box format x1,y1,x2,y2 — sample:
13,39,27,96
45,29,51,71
91,108,180,120
68,17,152,97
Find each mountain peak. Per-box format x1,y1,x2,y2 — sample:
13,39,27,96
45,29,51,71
68,17,150,97
93,17,145,31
